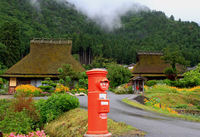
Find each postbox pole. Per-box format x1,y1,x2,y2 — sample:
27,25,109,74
85,69,111,137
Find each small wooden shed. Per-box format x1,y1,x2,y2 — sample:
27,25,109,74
131,76,147,94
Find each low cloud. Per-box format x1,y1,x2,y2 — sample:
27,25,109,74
65,0,148,30
28,0,149,30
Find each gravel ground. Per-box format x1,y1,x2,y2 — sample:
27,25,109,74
77,91,200,137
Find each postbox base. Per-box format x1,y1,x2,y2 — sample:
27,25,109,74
84,133,112,137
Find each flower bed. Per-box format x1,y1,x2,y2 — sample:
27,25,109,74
144,97,178,114
169,86,200,92
54,84,70,93
15,85,42,96
144,84,200,115
14,84,87,97
5,130,48,137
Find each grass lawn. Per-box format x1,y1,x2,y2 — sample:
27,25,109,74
145,85,200,110
122,98,200,122
44,108,146,137
122,85,200,122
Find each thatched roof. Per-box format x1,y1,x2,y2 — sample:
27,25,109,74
132,52,184,77
2,39,85,78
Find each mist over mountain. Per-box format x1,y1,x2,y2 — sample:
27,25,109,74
0,0,200,67
29,0,149,30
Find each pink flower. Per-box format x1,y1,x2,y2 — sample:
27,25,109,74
8,133,16,137
8,131,47,137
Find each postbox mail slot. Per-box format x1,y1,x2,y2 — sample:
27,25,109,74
98,100,109,113
99,93,107,99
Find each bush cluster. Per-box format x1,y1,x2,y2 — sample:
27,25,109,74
35,93,79,123
107,63,132,88
145,79,173,87
0,78,3,89
39,78,57,93
0,99,36,134
70,87,88,94
0,109,33,134
146,64,200,88
113,84,133,94
0,92,80,135
54,84,70,93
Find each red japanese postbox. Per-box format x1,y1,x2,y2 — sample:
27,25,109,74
85,68,111,137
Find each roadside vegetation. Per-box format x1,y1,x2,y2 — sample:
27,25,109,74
112,83,133,94
122,84,200,122
44,108,145,137
0,93,80,136
122,98,200,122
0,93,145,137
122,64,200,121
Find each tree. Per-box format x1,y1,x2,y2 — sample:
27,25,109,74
58,64,79,87
182,63,200,87
162,46,189,72
88,56,116,69
169,15,174,21
0,21,22,67
0,42,7,65
107,63,132,88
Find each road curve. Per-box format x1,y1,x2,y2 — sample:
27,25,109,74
77,92,200,137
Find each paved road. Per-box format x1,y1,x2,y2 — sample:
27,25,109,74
78,92,200,137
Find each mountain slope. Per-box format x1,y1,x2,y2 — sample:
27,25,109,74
0,0,200,66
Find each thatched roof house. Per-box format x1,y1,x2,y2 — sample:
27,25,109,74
132,52,184,80
1,39,85,93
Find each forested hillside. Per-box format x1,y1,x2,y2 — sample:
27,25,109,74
0,0,200,68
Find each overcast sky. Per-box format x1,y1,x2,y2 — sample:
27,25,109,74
68,0,200,23
141,0,200,23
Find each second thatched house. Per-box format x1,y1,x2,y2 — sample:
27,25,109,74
1,39,85,93
132,52,185,80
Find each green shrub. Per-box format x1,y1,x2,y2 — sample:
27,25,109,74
175,104,188,109
146,79,175,87
39,78,57,93
0,109,33,134
164,67,177,80
174,63,200,88
0,99,11,120
35,93,79,124
58,64,79,87
78,72,88,89
0,100,34,134
145,97,161,107
0,78,3,89
162,79,173,86
107,63,132,88
113,84,133,94
145,80,158,87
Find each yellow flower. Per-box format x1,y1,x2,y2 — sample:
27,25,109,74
16,84,42,93
55,84,69,93
168,85,200,92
